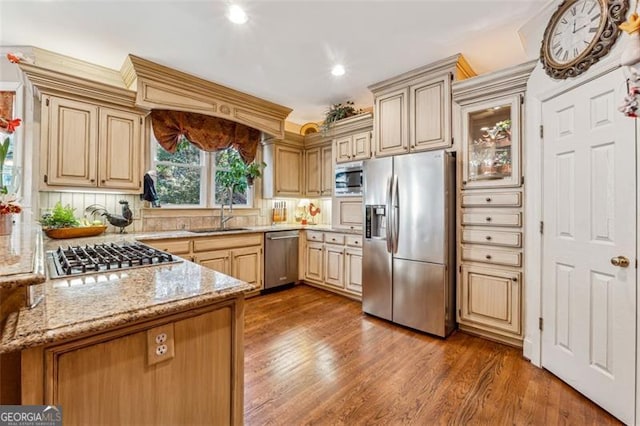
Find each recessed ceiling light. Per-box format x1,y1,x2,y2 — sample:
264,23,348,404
331,64,345,77
228,4,248,24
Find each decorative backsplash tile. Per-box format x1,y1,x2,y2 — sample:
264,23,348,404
39,191,332,233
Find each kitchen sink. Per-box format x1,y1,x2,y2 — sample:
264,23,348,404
188,228,250,233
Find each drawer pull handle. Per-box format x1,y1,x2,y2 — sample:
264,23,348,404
485,217,492,222
485,255,492,260
485,197,492,202
354,241,359,244
485,236,492,241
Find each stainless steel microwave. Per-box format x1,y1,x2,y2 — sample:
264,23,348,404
335,162,363,197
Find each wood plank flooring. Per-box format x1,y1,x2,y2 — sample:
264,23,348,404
244,285,620,425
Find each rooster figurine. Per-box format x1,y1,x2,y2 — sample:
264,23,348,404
85,200,133,233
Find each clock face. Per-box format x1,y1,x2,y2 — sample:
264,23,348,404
541,0,628,80
549,0,603,64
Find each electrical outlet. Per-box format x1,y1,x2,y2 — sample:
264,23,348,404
147,324,175,366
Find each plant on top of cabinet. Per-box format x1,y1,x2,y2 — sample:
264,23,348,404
321,101,363,133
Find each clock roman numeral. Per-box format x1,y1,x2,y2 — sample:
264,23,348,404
556,47,563,57
588,2,598,13
573,47,579,57
563,50,569,61
553,42,561,49
561,18,569,24
589,26,598,32
591,13,600,22
571,6,577,16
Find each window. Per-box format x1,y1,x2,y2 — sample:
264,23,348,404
151,136,253,208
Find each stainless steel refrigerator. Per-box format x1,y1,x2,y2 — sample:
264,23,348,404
363,150,456,337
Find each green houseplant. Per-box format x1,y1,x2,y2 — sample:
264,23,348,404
215,149,266,205
321,101,363,133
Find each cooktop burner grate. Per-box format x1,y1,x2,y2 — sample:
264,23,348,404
47,242,179,278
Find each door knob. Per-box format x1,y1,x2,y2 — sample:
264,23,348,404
610,256,630,268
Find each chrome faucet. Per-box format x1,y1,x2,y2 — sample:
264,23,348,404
219,188,234,229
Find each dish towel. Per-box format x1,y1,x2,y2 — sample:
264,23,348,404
141,172,160,207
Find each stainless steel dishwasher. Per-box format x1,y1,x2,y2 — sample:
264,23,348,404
264,230,299,290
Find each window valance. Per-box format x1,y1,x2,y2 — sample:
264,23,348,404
150,109,261,164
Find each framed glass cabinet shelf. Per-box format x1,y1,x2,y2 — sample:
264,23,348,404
461,95,521,189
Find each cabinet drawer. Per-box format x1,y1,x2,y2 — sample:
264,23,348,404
324,233,345,245
461,229,522,248
462,246,522,267
345,235,363,247
462,212,521,227
306,231,324,242
193,234,262,252
141,239,191,255
462,192,521,207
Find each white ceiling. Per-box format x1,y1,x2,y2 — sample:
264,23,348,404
0,0,547,125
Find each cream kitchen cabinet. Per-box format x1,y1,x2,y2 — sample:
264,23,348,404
323,244,345,288
459,265,522,337
334,131,371,163
301,231,362,299
41,95,144,191
305,145,333,197
369,55,474,158
262,132,305,198
321,145,333,196
344,247,363,294
193,234,263,291
452,61,535,347
332,197,363,231
304,241,324,283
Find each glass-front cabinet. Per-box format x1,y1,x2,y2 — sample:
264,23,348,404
461,95,521,188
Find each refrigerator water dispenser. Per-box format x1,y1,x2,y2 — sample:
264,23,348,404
365,205,386,239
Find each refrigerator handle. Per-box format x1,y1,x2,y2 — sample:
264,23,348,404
392,174,399,254
385,176,393,253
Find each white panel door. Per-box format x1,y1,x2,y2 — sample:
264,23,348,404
541,68,636,424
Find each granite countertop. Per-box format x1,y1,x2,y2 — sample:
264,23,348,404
0,258,253,354
0,223,46,290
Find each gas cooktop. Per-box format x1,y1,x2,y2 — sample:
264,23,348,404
46,241,180,279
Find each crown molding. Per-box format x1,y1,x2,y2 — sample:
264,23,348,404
368,54,477,94
17,62,137,108
123,55,292,138
452,60,537,104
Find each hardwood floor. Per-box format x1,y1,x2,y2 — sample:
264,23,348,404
244,285,620,425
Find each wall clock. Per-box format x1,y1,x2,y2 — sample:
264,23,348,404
541,0,628,79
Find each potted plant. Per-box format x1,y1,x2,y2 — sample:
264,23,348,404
245,161,267,186
321,101,363,133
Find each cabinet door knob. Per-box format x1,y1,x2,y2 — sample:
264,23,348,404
485,217,492,222
485,236,492,241
101,179,106,184
485,197,492,202
462,180,467,185
411,145,415,149
485,254,492,260
512,277,518,282
90,179,95,183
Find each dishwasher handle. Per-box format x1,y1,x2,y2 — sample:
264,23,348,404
266,235,299,240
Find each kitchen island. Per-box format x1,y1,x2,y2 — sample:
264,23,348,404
0,224,254,425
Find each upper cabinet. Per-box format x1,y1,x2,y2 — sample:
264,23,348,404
460,95,521,189
262,132,304,198
453,61,537,190
369,54,475,158
325,113,373,164
41,95,144,191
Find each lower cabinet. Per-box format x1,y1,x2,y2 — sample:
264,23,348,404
302,232,362,299
324,244,345,288
305,242,324,282
331,197,363,231
345,248,362,293
142,233,263,293
21,300,244,425
458,265,522,338
195,250,231,275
